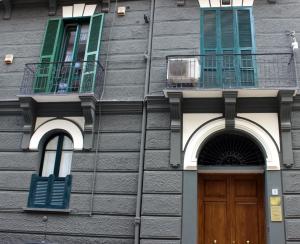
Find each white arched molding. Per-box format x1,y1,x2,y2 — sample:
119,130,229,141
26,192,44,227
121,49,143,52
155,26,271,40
235,118,280,171
29,119,83,151
183,118,280,171
184,119,226,170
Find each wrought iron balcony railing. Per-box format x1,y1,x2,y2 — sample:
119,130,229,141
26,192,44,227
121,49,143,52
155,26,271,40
20,61,104,97
166,53,297,89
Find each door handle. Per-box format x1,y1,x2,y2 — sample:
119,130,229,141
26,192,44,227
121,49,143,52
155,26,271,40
213,240,217,244
246,241,250,244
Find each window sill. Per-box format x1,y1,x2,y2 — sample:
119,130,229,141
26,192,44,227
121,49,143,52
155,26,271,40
23,207,71,214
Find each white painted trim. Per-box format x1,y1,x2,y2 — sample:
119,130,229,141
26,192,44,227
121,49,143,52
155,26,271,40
29,119,83,151
184,118,225,170
163,89,287,99
235,118,280,170
35,117,85,131
237,113,280,150
197,0,254,7
183,113,222,150
183,118,280,171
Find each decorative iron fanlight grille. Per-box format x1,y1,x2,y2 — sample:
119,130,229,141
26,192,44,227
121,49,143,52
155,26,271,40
198,133,264,166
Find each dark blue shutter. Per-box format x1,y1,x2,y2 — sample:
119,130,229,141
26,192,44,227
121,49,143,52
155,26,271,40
27,174,72,209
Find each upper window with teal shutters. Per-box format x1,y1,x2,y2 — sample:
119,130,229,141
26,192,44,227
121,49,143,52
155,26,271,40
34,13,104,94
200,8,256,88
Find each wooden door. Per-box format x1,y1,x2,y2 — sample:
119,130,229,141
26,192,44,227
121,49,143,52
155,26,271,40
198,174,265,244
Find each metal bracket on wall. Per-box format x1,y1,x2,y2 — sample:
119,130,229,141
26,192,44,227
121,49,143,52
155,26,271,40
278,90,294,168
176,0,185,6
223,91,237,130
19,97,36,150
48,0,57,16
2,0,12,20
80,96,96,150
168,92,182,168
101,0,111,13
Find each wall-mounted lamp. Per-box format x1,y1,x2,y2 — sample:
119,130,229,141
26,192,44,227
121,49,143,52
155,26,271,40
117,6,126,16
4,54,13,64
287,31,299,51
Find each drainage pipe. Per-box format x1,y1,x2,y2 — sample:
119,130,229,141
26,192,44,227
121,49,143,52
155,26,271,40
134,0,155,243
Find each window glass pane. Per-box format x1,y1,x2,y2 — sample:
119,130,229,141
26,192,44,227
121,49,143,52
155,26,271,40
63,28,76,62
62,136,73,150
204,11,217,49
59,152,73,177
46,136,59,150
221,10,234,49
42,151,56,176
77,24,89,62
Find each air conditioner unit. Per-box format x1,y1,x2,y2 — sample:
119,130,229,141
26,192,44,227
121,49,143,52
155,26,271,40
167,57,200,85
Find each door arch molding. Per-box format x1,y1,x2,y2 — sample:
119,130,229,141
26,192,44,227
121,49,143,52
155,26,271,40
183,118,280,170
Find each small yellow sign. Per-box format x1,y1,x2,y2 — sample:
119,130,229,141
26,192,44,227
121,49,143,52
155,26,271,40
270,196,281,206
271,206,283,222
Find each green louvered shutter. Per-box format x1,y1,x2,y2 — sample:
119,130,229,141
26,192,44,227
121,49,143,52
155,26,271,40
237,10,255,86
80,13,104,93
34,19,63,93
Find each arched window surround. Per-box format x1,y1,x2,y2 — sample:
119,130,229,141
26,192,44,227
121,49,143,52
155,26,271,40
29,118,83,151
184,118,280,170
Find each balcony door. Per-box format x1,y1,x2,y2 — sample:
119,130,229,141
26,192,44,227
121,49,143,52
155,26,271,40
57,23,89,93
198,174,266,244
200,8,256,88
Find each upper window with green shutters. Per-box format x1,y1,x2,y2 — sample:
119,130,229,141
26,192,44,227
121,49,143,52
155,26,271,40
34,14,104,94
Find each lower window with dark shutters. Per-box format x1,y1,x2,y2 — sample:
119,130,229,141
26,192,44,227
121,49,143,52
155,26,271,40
28,174,72,209
27,133,73,210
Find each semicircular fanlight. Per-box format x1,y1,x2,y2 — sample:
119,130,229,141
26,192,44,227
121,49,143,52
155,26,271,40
198,133,264,166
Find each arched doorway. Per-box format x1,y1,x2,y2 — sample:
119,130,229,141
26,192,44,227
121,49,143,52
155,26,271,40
197,132,266,244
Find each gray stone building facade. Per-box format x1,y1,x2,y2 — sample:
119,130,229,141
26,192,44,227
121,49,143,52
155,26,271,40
0,0,300,243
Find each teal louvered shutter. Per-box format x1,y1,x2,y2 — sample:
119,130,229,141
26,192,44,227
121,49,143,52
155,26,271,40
221,10,234,50
203,10,217,50
238,10,252,49
202,10,218,87
80,13,104,93
201,8,255,88
237,10,255,86
221,10,236,87
34,19,63,93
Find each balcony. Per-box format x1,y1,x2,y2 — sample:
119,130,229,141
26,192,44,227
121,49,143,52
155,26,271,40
27,174,72,210
19,61,104,102
165,53,297,98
